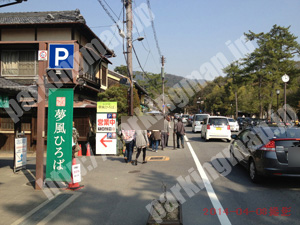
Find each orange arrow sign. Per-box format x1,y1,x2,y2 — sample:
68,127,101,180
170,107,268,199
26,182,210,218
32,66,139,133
100,135,112,147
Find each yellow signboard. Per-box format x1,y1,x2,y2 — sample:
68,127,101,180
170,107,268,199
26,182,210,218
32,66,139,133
97,102,117,113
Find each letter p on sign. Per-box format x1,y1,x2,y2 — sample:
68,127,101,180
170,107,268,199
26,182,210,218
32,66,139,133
49,44,74,69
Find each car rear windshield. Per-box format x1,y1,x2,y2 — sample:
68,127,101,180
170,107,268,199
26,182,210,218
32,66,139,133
228,118,235,122
195,115,208,121
209,118,228,125
253,127,300,139
272,128,300,138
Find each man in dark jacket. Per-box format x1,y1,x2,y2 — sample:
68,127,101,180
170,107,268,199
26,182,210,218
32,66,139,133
174,118,185,148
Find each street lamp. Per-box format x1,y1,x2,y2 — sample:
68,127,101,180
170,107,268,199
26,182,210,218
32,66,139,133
276,89,280,112
135,37,144,42
282,74,290,123
196,97,201,113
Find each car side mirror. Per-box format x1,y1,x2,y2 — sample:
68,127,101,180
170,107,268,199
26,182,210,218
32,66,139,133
231,134,238,140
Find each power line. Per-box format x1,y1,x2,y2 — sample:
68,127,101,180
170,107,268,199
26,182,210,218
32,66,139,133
132,0,160,72
143,51,150,71
96,0,122,31
132,44,151,81
147,0,162,58
103,0,119,19
132,0,150,53
143,29,160,71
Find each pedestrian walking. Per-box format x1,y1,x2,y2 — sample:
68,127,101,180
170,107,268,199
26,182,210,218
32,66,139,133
161,116,170,149
174,117,185,148
151,130,161,152
166,116,171,147
121,130,136,164
134,130,149,165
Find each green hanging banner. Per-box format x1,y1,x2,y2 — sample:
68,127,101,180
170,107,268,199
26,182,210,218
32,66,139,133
0,95,9,108
46,89,73,182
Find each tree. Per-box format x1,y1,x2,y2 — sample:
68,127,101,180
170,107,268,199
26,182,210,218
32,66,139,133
243,25,300,119
138,72,165,99
114,65,128,77
98,84,140,122
223,61,242,119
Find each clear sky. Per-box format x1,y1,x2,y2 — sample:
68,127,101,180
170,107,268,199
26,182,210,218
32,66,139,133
1,0,300,80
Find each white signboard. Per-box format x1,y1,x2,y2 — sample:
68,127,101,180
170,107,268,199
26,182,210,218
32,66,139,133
96,113,117,133
96,133,117,154
72,164,81,183
38,50,48,61
15,137,27,168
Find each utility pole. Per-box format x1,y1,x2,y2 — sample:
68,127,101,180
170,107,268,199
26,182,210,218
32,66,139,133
161,56,165,115
125,0,133,116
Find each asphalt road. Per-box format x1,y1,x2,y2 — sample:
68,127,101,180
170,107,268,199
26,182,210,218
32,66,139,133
185,125,300,225
3,125,300,225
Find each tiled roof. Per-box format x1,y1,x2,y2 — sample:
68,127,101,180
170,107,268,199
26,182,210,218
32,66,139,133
0,9,85,25
0,77,37,95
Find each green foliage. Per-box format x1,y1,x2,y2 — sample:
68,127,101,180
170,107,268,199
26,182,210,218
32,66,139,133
114,65,128,77
190,25,300,118
97,84,140,122
137,72,165,99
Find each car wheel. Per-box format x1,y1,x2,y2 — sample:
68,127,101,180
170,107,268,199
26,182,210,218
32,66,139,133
230,148,238,164
249,159,261,183
205,133,209,142
227,139,231,142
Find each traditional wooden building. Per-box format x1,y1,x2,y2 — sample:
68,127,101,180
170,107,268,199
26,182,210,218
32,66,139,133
0,9,115,151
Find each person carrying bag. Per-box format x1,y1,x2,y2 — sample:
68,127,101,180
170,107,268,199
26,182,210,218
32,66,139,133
134,130,149,165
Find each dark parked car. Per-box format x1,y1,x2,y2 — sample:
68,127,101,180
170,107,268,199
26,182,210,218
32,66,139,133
187,115,194,126
230,125,300,183
237,117,246,130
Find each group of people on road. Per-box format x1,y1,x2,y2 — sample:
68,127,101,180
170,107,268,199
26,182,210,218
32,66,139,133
121,129,149,165
121,115,186,165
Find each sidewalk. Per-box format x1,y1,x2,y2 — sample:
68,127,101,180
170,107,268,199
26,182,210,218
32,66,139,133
0,128,192,225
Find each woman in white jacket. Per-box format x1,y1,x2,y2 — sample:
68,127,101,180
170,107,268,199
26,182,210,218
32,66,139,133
134,130,149,165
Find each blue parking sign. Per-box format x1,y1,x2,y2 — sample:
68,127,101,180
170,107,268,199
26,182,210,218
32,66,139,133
49,44,74,69
107,133,112,139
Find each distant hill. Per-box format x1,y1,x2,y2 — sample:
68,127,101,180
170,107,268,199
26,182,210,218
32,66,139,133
134,72,207,88
164,73,207,88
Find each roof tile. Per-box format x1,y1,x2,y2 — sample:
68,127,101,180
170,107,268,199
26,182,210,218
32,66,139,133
0,9,85,25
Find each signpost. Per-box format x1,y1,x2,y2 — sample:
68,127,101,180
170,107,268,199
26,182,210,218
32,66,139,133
96,102,117,155
14,134,27,173
49,44,74,69
38,50,48,61
46,89,73,182
97,102,117,113
72,164,81,183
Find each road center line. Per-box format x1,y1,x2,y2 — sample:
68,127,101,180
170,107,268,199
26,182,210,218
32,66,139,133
185,136,231,225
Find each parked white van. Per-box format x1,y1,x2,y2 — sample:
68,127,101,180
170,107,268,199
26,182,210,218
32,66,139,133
201,116,231,142
192,114,210,132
